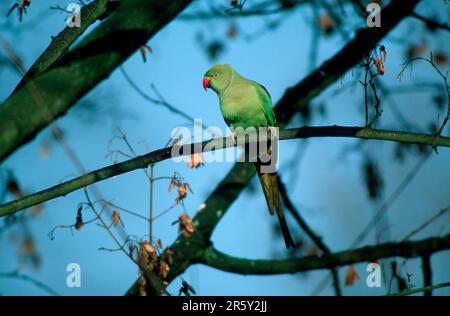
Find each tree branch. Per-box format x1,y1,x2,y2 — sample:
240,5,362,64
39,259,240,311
278,176,342,296
0,270,60,296
197,234,450,275
13,0,109,91
411,12,450,32
178,0,306,20
273,0,422,126
1,125,448,218
389,282,450,296
0,0,193,162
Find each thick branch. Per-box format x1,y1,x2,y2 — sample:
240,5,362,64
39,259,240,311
14,0,109,89
0,0,193,162
1,126,448,218
198,234,450,275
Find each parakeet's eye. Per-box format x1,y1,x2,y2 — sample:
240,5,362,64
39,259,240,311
213,73,219,78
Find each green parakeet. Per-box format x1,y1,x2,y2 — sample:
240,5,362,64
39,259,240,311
203,64,295,249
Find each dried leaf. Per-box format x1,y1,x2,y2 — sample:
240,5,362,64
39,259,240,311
278,0,296,9
20,237,41,270
75,221,83,231
380,45,387,63
179,280,196,296
177,184,187,201
75,205,83,230
206,40,225,61
7,178,22,199
226,23,237,39
139,44,152,63
112,210,122,226
20,238,36,254
168,176,175,192
405,42,427,59
139,47,147,62
138,275,147,296
164,249,174,265
159,260,170,279
31,203,44,215
178,214,196,238
136,248,148,267
187,153,204,169
307,245,320,256
433,52,448,65
136,243,156,272
112,210,120,225
316,13,335,35
373,57,385,75
397,275,408,291
39,141,50,159
363,159,384,200
143,44,152,54
129,244,136,258
345,265,360,286
21,0,31,8
184,182,194,194
142,241,156,254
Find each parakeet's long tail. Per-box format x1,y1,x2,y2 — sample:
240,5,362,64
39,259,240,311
256,166,295,249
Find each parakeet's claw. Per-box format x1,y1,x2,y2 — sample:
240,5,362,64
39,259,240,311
268,126,278,139
230,132,237,145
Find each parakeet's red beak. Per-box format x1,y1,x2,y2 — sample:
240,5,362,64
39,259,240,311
202,76,211,90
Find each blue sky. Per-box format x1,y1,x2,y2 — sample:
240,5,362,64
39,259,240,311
0,0,449,295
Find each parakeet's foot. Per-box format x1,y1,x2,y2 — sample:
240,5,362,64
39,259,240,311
230,132,237,145
268,126,278,139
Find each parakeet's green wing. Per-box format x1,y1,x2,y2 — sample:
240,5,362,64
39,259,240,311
251,81,276,126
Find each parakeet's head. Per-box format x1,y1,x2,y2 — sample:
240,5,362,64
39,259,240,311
203,64,233,94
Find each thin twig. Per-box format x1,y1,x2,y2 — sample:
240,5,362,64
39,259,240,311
278,176,342,296
83,188,168,296
0,34,130,241
311,150,432,295
411,12,450,32
0,270,60,296
401,204,450,241
1,126,450,218
149,164,154,244
388,281,450,296
398,53,450,149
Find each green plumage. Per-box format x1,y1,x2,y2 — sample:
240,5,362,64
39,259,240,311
203,64,295,249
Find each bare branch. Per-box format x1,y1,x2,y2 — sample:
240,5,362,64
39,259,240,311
278,176,342,296
0,270,59,296
198,234,450,275
411,12,450,32
1,126,449,218
389,281,450,296
402,204,450,241
0,0,194,162
14,0,110,91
